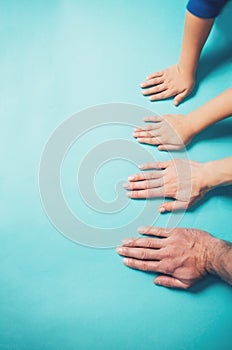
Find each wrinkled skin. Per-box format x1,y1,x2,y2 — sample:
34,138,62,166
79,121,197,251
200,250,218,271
116,226,216,289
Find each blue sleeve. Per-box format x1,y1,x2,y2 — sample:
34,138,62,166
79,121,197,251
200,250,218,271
187,0,226,18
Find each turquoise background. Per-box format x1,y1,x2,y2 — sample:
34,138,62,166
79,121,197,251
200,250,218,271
1,0,232,349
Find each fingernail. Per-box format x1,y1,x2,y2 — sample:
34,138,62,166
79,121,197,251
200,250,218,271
139,164,144,169
159,207,165,213
116,247,122,254
140,83,144,87
123,183,129,189
126,192,132,197
155,280,161,285
137,226,145,232
174,100,178,106
128,176,134,181
122,239,133,245
123,258,129,264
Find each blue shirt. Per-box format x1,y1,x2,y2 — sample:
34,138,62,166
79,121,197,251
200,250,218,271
187,0,226,18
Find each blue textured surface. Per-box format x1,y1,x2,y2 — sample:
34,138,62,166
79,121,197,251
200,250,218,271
1,1,232,349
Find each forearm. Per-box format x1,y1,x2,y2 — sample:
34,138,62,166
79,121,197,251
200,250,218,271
206,237,232,285
186,88,232,136
203,157,232,189
179,11,214,76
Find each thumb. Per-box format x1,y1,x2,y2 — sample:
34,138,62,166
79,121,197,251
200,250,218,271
158,144,182,151
174,90,188,106
159,200,187,213
154,275,189,289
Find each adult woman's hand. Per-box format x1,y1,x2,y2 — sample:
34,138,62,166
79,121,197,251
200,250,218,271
124,159,210,212
133,114,194,151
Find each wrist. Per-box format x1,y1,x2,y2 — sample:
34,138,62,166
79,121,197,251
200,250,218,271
205,237,232,278
203,159,232,189
183,112,200,141
185,109,205,137
178,58,197,77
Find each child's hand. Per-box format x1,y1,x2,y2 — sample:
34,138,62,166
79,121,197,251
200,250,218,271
140,64,195,106
133,114,194,151
123,159,210,212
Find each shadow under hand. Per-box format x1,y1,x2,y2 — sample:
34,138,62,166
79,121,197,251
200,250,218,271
189,275,226,293
139,270,227,293
188,185,232,213
186,119,232,151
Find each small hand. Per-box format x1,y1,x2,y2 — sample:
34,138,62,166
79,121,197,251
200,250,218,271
140,64,195,106
124,159,210,212
116,226,215,289
133,114,194,151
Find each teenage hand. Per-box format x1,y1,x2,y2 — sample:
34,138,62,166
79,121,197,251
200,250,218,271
124,159,210,212
116,226,217,289
133,114,194,151
140,64,195,106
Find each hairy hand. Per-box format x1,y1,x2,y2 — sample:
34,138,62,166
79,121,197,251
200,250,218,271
140,64,195,105
133,114,194,151
124,159,210,212
116,226,215,289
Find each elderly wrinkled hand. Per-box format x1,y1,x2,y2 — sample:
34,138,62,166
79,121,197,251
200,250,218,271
116,226,219,289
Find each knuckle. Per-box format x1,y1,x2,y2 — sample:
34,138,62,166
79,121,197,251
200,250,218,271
162,261,174,275
140,262,148,271
128,258,134,267
165,279,173,287
163,187,169,197
140,250,147,260
144,180,149,189
162,248,172,259
159,92,165,98
121,247,128,255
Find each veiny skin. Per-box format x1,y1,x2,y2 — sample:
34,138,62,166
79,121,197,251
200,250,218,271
116,226,232,289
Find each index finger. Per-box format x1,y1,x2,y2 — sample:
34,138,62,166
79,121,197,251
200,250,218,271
143,115,163,123
121,237,164,249
140,77,164,88
137,226,174,237
146,71,163,80
139,161,170,170
128,171,163,182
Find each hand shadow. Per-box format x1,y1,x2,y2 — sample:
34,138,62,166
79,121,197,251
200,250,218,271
189,275,228,293
187,118,232,150
137,270,228,293
184,1,232,102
